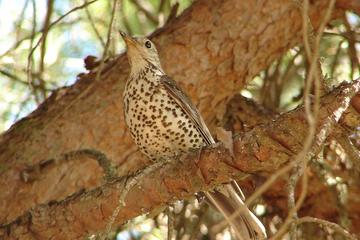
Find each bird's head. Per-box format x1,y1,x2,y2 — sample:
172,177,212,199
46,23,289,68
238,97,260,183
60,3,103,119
120,31,162,73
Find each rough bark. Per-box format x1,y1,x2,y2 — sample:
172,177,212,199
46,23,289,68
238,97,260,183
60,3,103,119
0,0,359,237
1,78,359,240
225,94,360,230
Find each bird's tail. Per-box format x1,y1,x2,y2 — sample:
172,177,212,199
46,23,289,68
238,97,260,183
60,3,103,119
205,181,267,240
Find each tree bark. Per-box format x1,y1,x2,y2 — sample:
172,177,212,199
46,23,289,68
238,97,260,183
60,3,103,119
0,0,360,238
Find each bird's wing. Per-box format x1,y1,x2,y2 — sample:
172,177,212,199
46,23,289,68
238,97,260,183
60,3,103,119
160,75,214,145
161,75,267,240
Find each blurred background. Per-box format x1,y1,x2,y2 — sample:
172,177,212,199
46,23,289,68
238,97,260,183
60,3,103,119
0,0,359,239
0,0,192,131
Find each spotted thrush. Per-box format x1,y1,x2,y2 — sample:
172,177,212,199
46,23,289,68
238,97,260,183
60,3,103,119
120,31,266,240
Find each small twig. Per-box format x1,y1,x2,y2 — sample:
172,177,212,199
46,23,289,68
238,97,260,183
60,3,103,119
216,75,357,232
336,131,360,173
14,0,30,42
75,149,118,181
313,152,352,230
174,202,188,240
287,166,302,240
28,0,39,103
330,39,345,78
269,1,336,239
101,159,168,240
0,17,81,60
344,16,360,80
20,149,117,183
158,0,167,13
84,0,106,48
167,206,175,240
37,0,121,134
94,0,119,83
261,58,282,110
120,7,134,36
26,0,100,85
293,217,358,240
130,0,159,25
238,80,357,240
189,204,208,240
166,3,179,25
211,161,295,233
37,0,54,100
0,69,32,86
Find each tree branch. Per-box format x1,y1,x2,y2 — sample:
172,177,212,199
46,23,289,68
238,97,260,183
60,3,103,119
1,79,359,240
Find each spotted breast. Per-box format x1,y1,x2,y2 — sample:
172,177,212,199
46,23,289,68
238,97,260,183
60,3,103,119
123,63,204,160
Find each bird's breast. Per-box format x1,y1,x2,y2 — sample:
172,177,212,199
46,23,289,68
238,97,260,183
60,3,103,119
123,72,204,160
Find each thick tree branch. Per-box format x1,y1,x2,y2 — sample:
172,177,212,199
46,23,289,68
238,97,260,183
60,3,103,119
1,79,359,240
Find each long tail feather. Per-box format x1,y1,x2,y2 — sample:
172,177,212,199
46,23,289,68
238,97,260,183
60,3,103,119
205,181,267,240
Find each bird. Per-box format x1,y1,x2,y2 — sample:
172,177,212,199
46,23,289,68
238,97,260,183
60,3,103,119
120,31,267,240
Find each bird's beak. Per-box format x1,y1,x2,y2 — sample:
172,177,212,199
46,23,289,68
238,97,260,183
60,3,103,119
119,31,137,47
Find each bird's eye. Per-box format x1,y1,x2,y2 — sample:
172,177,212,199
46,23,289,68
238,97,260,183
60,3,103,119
145,40,152,48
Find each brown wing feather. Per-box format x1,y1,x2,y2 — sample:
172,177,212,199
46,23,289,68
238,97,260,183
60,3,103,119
160,75,214,145
161,75,267,240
